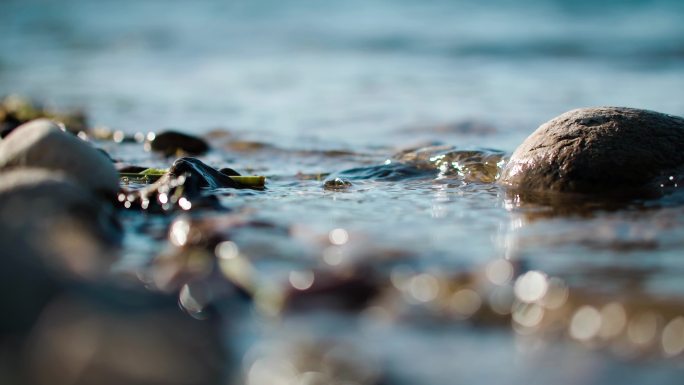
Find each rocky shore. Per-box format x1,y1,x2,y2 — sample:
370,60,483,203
3,101,684,384
0,115,227,385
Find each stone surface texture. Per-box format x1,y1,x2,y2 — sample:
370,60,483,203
499,107,684,194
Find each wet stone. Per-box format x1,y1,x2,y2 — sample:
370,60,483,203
500,107,684,196
121,158,256,212
149,130,210,156
0,119,119,197
395,145,506,183
219,167,241,177
323,177,353,190
169,157,251,190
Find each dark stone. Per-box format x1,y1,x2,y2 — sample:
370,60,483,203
97,148,115,162
117,165,148,173
169,157,250,190
150,130,210,156
499,107,684,196
218,167,241,177
0,114,22,138
122,158,256,212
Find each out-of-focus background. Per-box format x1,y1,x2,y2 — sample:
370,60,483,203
2,0,683,150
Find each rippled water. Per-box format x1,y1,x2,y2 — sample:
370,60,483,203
3,0,684,384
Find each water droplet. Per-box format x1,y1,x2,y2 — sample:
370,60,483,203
598,302,627,339
215,241,239,260
662,317,684,357
513,303,544,328
409,273,439,302
169,218,190,247
486,259,513,286
329,228,349,245
450,289,482,319
514,271,548,303
178,197,192,210
627,312,658,346
113,130,125,143
289,270,315,290
570,306,602,341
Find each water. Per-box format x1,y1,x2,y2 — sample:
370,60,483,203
3,0,684,383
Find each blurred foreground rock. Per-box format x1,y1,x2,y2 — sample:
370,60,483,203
0,169,121,335
21,293,225,385
500,107,684,196
0,169,120,273
0,119,119,197
0,143,227,385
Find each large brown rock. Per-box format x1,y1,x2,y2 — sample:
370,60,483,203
499,107,684,196
0,119,119,197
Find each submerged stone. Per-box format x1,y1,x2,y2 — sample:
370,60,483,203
149,130,210,156
395,145,506,183
0,119,119,197
323,177,353,190
499,107,684,196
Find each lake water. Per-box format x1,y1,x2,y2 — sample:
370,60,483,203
3,0,684,384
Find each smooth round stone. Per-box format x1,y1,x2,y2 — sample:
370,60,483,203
499,107,684,195
0,119,119,197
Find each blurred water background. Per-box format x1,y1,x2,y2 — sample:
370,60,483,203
2,0,684,150
3,0,684,384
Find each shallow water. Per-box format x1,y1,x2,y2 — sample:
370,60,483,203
4,0,684,383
